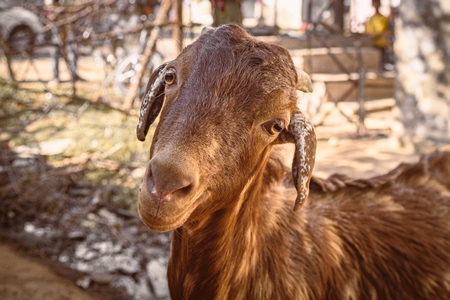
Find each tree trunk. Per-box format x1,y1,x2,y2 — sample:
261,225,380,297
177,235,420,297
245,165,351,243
393,0,450,151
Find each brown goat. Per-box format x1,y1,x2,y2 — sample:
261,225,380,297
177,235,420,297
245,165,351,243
136,24,450,299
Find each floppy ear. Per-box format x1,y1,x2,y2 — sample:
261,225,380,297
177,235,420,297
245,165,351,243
276,109,316,211
289,109,316,211
277,68,316,211
136,63,168,142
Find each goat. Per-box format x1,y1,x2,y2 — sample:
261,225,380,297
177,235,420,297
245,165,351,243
136,24,450,299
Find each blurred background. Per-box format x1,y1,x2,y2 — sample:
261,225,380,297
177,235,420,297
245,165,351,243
0,0,449,299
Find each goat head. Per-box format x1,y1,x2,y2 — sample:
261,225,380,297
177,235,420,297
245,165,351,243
136,24,316,231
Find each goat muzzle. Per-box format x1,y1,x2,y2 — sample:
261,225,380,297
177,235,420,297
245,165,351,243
138,152,201,232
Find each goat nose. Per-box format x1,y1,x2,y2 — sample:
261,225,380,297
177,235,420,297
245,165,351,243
147,155,198,201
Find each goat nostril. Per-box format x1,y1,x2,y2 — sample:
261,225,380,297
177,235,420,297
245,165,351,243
146,174,159,197
159,181,195,201
147,165,197,201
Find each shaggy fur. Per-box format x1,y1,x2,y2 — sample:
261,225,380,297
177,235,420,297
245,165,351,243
137,24,450,299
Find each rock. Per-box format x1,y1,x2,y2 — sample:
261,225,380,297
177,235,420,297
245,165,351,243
146,257,169,299
115,254,140,274
38,139,75,155
76,276,91,289
111,276,136,296
90,273,116,285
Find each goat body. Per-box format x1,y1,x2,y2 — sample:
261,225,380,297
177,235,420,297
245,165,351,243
136,24,450,299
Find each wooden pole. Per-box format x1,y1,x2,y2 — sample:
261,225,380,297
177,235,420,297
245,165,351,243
173,0,183,53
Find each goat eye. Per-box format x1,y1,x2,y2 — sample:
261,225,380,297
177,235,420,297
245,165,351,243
263,119,285,136
164,69,176,85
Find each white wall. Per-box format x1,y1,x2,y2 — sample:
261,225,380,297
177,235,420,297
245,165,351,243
258,0,302,29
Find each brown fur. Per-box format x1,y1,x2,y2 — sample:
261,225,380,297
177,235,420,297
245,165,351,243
137,24,450,299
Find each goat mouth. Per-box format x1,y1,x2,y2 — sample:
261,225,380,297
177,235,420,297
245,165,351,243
138,196,201,232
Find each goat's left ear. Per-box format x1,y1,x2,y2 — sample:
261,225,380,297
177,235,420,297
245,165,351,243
296,68,313,93
137,63,168,142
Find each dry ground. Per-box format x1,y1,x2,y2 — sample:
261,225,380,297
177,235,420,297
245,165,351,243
0,244,95,300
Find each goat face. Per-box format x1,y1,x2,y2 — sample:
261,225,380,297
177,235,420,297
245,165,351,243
137,24,315,232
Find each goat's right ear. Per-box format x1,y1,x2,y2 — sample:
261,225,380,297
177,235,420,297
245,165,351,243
290,110,316,211
276,109,317,211
137,63,168,142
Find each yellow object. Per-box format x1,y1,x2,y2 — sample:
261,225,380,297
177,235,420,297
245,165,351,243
365,13,389,48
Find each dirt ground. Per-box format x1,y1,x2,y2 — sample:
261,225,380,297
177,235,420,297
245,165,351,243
0,243,95,300
0,41,425,300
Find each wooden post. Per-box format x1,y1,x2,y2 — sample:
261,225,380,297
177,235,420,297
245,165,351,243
173,0,183,53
